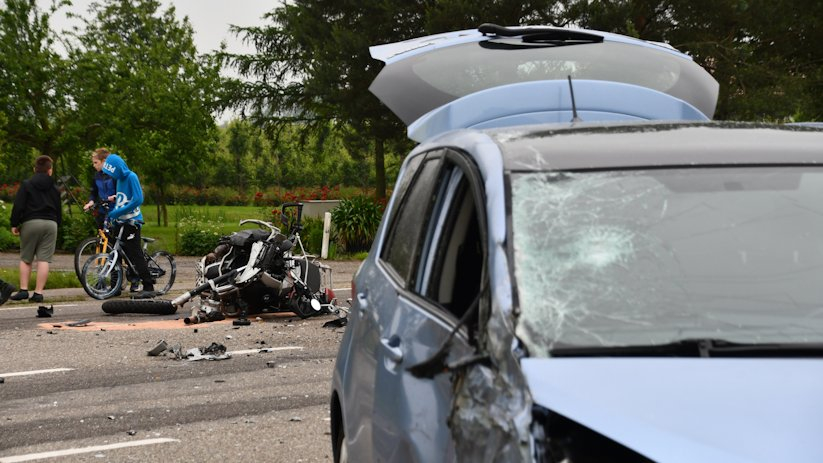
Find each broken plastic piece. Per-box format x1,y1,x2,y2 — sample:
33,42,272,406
323,317,348,328
36,305,53,318
147,340,169,356
67,319,91,327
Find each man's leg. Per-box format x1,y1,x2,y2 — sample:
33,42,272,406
18,261,31,290
34,261,49,293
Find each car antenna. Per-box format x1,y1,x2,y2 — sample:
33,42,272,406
567,75,582,123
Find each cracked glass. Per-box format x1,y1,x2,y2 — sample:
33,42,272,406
511,167,823,357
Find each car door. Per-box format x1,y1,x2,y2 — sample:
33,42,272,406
370,149,487,462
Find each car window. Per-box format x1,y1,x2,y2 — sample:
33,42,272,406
417,157,484,319
380,152,443,285
510,167,823,356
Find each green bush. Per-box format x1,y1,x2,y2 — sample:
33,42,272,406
0,200,16,251
176,213,222,256
299,217,324,254
331,196,383,253
60,208,97,251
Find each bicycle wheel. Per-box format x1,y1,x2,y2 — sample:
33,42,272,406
74,236,102,278
81,252,124,300
147,251,176,295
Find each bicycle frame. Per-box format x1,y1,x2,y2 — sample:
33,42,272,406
95,223,143,280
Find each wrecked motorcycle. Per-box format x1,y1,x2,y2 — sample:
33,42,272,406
168,203,339,323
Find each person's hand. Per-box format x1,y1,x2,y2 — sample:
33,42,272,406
83,200,94,211
11,227,19,236
107,195,115,202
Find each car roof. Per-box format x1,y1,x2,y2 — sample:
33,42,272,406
369,24,719,139
487,122,823,171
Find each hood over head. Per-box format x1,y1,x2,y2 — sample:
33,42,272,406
102,154,131,180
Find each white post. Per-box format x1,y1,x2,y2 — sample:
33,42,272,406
321,212,332,259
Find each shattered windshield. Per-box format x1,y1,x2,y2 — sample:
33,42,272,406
511,168,823,357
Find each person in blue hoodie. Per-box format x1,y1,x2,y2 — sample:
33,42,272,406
101,151,156,299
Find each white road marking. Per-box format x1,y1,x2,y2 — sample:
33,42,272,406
0,368,74,378
229,346,304,356
332,287,351,292
0,438,180,462
1,304,79,311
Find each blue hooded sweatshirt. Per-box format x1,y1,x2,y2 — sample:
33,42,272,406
101,154,144,223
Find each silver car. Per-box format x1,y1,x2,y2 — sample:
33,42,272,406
331,24,823,463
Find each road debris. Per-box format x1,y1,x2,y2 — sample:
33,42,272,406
147,340,231,361
67,319,92,327
183,305,225,325
36,305,53,318
147,340,168,357
323,317,348,328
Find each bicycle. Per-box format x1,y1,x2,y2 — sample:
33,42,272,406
74,201,114,278
79,219,176,300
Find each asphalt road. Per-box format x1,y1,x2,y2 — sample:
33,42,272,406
0,253,359,463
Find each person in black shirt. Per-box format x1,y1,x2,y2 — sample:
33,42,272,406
9,155,62,303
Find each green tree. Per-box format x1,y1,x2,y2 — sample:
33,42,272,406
222,0,561,199
68,0,224,225
552,0,823,121
0,0,79,166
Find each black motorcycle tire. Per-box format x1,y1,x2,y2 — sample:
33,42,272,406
101,300,177,315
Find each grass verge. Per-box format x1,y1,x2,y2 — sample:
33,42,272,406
0,268,82,289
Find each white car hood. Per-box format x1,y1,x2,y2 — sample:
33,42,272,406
521,357,823,462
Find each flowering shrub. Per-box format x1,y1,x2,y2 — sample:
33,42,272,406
0,182,20,202
176,213,222,256
0,200,16,251
142,184,370,207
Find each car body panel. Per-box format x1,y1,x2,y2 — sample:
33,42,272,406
369,25,718,132
522,357,823,463
496,122,823,171
332,20,823,462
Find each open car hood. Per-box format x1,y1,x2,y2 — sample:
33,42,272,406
369,25,719,142
521,357,823,462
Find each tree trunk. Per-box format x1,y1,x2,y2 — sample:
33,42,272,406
375,138,386,200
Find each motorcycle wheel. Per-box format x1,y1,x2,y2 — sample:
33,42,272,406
102,300,177,315
292,296,317,319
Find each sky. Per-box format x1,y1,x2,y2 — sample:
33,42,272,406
43,0,278,55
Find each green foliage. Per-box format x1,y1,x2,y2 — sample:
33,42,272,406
222,0,414,199
0,0,80,165
69,0,224,225
59,208,96,251
0,268,82,289
0,200,16,251
298,217,325,255
175,210,222,256
331,196,383,253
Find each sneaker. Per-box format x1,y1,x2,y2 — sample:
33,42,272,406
129,281,140,292
10,290,29,301
29,292,44,303
0,283,13,305
132,290,158,300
